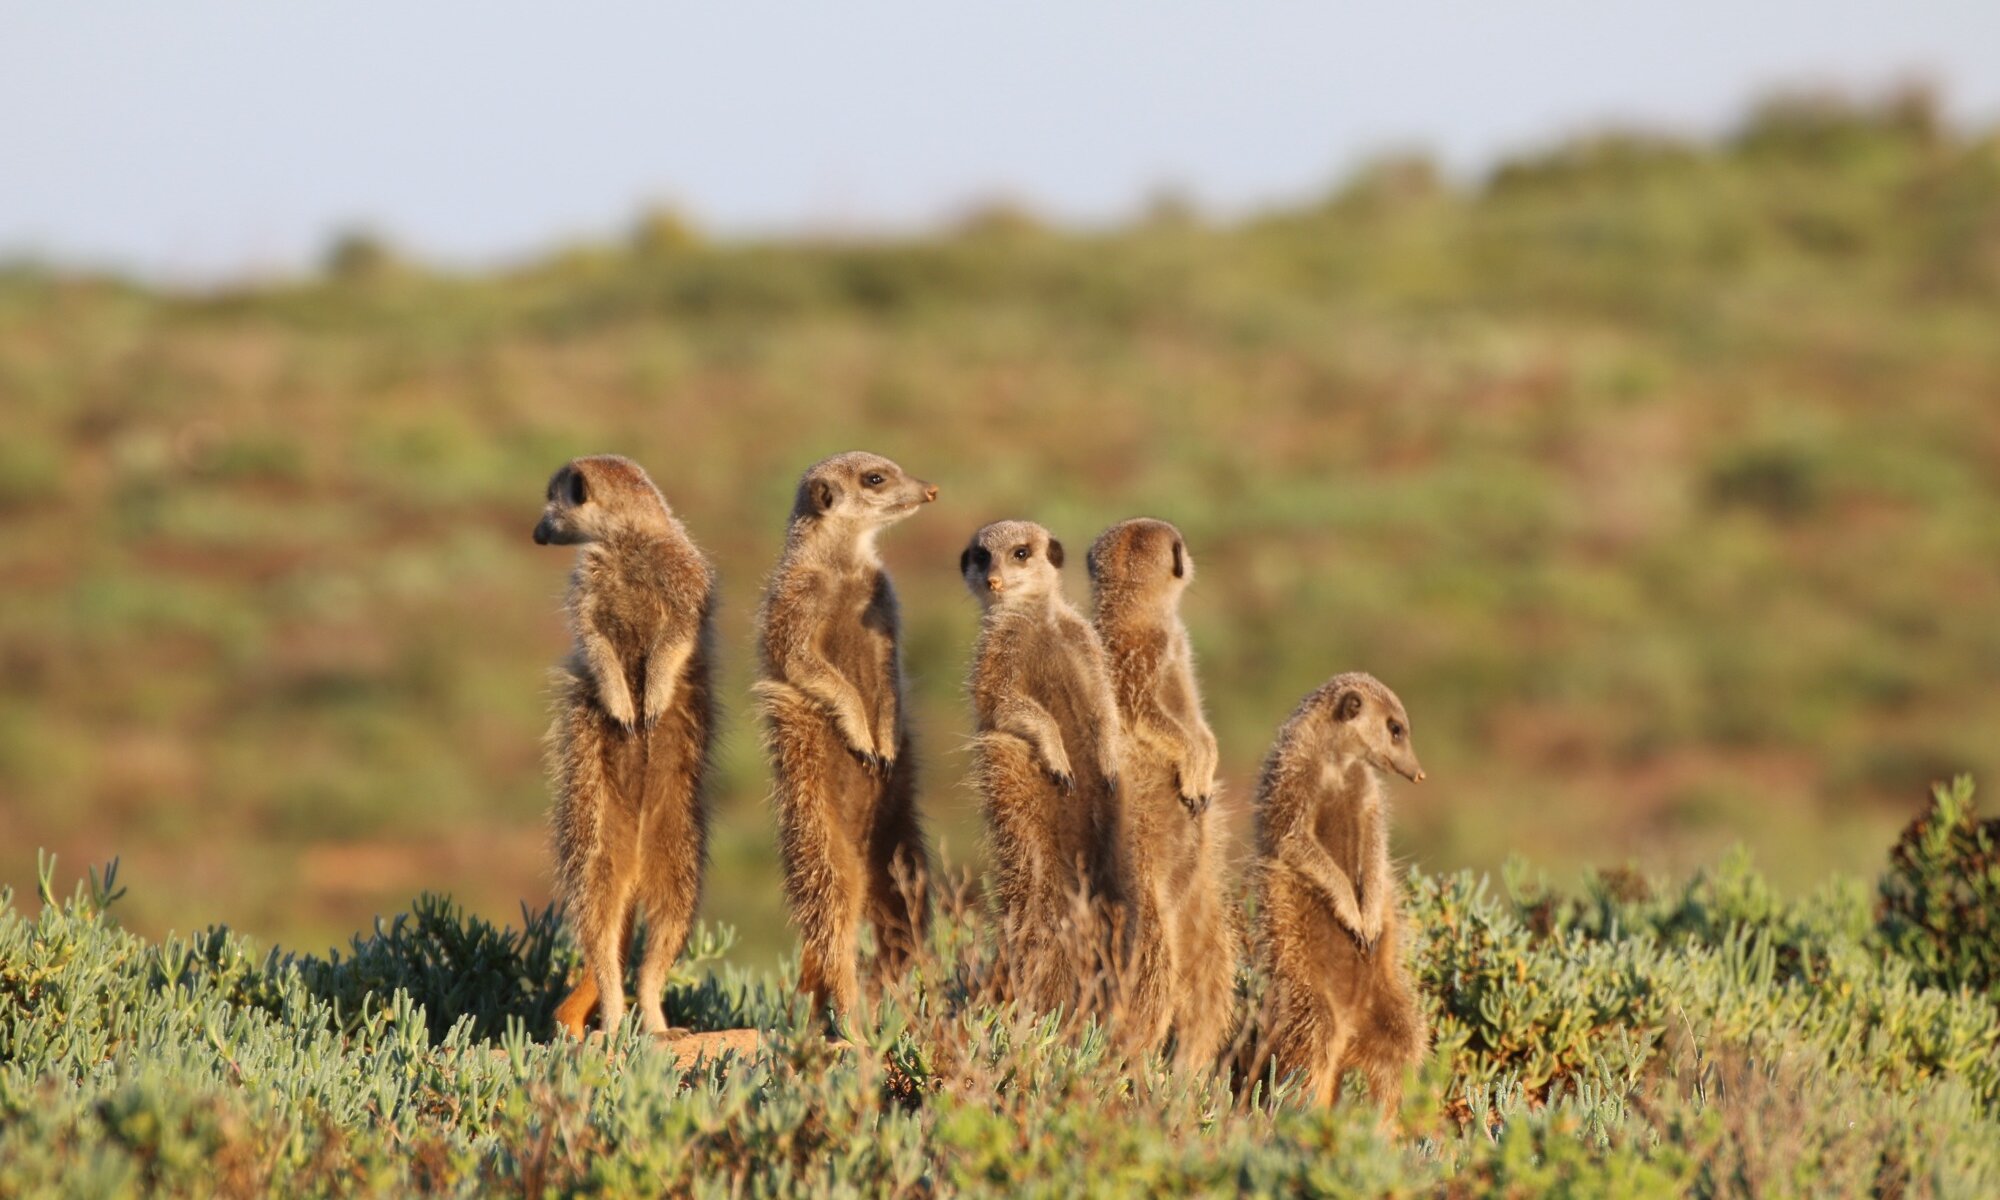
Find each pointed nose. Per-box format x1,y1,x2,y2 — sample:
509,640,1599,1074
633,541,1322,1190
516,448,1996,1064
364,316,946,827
1413,769,1426,783
532,520,551,545
921,483,939,503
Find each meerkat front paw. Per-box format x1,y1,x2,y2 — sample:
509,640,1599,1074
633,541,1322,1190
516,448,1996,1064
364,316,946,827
836,712,883,769
1097,739,1125,796
1349,907,1387,955
1175,759,1213,816
600,683,639,730
640,682,674,730
869,727,898,774
848,743,891,774
1040,746,1076,792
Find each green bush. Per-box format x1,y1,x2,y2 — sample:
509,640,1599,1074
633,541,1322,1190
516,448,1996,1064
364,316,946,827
1879,775,2000,995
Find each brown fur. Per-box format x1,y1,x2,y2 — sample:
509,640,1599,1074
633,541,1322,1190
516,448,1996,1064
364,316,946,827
1250,672,1428,1113
961,520,1131,1018
1087,518,1237,1066
534,455,717,1039
754,451,938,1021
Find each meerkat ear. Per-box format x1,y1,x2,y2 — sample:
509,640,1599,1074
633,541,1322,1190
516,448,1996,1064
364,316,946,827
958,546,972,576
567,469,589,506
1046,539,1065,569
1334,690,1364,722
813,479,837,512
1084,547,1098,579
1171,540,1185,579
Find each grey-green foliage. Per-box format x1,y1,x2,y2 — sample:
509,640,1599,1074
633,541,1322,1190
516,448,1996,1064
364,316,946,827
5,787,2000,1197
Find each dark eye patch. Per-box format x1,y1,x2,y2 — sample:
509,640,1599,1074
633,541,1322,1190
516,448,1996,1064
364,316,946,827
567,470,588,506
972,546,992,573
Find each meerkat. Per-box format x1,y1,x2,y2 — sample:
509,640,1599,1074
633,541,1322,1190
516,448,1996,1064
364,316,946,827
1086,518,1237,1066
533,455,717,1040
961,520,1132,1017
1251,672,1427,1114
754,451,938,1022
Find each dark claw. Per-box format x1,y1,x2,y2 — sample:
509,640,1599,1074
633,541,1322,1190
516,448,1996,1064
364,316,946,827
1050,770,1075,794
1180,792,1211,818
1104,773,1120,797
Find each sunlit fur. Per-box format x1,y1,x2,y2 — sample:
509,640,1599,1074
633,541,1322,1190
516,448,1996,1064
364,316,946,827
1251,672,1428,1115
1087,518,1238,1067
754,451,938,1021
535,455,717,1039
962,519,1131,1018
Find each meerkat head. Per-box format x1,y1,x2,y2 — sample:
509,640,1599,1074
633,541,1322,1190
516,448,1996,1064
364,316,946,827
959,520,1066,610
1086,517,1192,611
792,451,938,531
1321,672,1425,783
532,455,671,546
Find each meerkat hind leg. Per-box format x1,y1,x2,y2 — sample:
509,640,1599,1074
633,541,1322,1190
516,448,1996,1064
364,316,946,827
633,841,701,1036
789,816,866,1025
798,874,865,1025
864,756,930,979
575,858,639,1038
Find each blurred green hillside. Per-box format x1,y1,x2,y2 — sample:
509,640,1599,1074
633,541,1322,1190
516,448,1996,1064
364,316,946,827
2,90,1997,961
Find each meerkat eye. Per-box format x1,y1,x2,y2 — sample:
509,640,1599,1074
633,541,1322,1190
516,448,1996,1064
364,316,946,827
1388,719,1405,740
863,472,885,487
1012,545,1030,561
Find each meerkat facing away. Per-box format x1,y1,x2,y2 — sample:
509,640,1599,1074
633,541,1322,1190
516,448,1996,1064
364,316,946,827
1087,518,1237,1066
534,455,717,1039
1251,672,1427,1114
961,520,1131,1018
754,451,938,1022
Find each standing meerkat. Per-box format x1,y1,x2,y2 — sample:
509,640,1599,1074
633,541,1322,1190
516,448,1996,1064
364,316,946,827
961,520,1130,1017
534,455,717,1040
1086,518,1237,1066
754,451,938,1021
1251,672,1427,1114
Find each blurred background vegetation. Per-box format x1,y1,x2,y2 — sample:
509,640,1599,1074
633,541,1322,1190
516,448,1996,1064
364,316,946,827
1,89,1996,963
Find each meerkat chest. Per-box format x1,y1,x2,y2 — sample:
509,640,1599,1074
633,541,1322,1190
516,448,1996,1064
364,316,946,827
1310,775,1377,875
819,570,897,676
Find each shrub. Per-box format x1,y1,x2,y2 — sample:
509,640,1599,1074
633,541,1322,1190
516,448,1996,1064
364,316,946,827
1879,775,2000,995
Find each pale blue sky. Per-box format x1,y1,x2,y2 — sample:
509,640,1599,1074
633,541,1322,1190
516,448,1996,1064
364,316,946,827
4,2,1996,280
